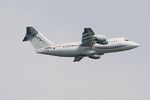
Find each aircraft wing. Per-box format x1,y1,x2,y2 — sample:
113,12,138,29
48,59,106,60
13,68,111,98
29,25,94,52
81,28,95,46
74,56,84,62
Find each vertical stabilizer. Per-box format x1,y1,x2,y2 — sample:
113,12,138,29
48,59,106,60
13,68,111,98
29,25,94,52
23,27,53,49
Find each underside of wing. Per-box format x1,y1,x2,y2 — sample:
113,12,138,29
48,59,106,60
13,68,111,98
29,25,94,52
81,28,95,46
74,56,84,62
81,28,108,46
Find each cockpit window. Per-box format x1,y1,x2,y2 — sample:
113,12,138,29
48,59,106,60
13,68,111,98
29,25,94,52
124,39,129,41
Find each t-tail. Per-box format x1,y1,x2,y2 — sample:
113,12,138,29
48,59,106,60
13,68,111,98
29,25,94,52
23,27,53,49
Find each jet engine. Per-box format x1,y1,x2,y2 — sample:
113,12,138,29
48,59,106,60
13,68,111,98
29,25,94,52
89,55,100,59
94,35,108,45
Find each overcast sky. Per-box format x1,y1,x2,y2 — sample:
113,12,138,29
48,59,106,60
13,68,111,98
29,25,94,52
0,0,150,100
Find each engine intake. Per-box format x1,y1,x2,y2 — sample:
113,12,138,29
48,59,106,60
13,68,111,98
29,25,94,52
94,35,108,45
89,55,100,59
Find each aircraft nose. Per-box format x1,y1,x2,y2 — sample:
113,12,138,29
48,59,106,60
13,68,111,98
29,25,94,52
131,42,139,48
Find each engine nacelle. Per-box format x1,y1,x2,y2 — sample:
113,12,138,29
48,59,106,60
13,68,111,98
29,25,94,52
89,55,100,59
94,35,108,45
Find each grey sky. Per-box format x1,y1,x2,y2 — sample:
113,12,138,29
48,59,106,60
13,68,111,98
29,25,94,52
0,0,150,100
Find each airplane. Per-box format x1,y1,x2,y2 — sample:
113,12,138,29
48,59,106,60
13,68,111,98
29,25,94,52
23,27,139,62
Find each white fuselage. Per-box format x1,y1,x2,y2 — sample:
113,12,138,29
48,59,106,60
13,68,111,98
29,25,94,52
36,38,139,57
